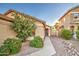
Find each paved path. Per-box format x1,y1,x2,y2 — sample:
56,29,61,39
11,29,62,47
27,37,56,56
14,36,79,56
14,41,41,56
15,37,56,56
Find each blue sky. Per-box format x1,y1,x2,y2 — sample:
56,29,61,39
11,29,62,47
0,3,79,26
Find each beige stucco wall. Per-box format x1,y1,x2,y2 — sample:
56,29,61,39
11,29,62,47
6,11,45,39
34,21,45,39
70,8,79,31
0,19,17,45
60,12,71,30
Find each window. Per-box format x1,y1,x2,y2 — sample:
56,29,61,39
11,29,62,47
73,13,79,19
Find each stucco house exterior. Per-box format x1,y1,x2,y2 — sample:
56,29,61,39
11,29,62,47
0,9,46,45
0,14,17,45
55,6,79,33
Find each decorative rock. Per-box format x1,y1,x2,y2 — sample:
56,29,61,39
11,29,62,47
62,40,79,56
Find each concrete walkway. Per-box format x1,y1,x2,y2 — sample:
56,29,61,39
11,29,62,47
27,37,56,56
14,41,41,56
14,37,56,56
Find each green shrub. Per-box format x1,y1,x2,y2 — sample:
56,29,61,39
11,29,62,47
30,36,43,48
0,45,10,56
0,38,22,56
76,30,79,39
60,29,72,40
4,38,22,54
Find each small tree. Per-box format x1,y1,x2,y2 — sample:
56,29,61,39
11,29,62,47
11,14,36,41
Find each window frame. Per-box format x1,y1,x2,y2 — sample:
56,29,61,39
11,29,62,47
72,13,79,19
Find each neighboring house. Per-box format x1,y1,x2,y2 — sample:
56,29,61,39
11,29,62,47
45,25,51,36
0,9,46,45
55,5,79,32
